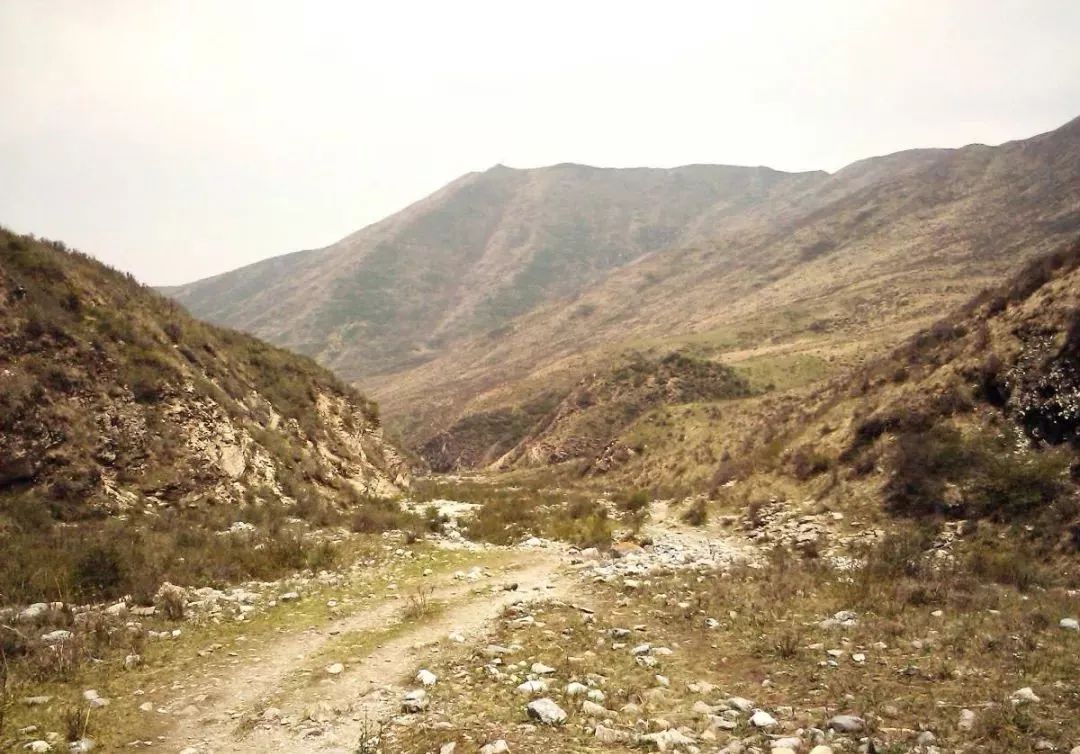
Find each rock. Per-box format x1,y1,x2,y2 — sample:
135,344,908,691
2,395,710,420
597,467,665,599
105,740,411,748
279,591,300,602
439,744,456,754
40,630,73,644
531,662,556,675
17,603,49,623
516,679,548,695
1011,687,1040,704
594,724,630,743
565,681,589,696
402,689,428,713
479,741,509,754
138,702,153,712
809,747,834,754
82,690,108,709
772,739,801,750
581,700,612,718
727,696,754,713
326,663,344,675
68,740,94,753
416,668,437,686
526,698,567,725
123,654,142,670
21,696,52,706
916,731,936,746
827,714,865,733
750,710,777,728
640,728,696,750
24,742,52,753
958,708,976,731
631,643,652,655
1060,617,1079,632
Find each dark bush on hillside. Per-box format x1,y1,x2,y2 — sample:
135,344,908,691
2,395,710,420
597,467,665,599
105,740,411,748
788,444,832,480
681,498,708,526
616,489,649,512
72,545,125,597
885,425,1071,521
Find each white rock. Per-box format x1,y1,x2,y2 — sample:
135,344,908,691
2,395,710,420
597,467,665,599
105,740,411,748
809,747,834,754
1011,687,1040,704
326,663,344,675
479,741,509,754
17,603,49,623
515,679,548,695
24,742,52,753
279,591,300,602
401,688,428,713
565,682,588,696
40,630,73,644
827,714,865,733
640,728,695,750
958,708,976,731
531,662,556,675
416,668,437,686
526,697,567,725
594,724,629,743
750,709,777,728
1060,617,1079,632
439,744,455,754
581,700,612,718
727,696,754,713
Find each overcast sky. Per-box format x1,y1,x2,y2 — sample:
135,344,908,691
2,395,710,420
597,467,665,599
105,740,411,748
2,1,1079,286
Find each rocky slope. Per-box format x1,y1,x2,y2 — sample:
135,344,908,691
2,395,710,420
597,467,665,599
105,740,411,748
0,229,409,603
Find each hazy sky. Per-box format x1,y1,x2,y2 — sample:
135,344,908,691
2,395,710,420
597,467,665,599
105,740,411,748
2,1,1079,285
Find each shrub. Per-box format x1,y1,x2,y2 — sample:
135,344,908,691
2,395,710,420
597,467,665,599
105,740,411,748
616,489,650,513
681,498,708,526
885,425,1070,521
72,545,125,599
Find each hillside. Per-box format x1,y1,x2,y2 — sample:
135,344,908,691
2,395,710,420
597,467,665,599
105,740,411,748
166,117,1080,469
166,163,826,378
368,115,1080,461
0,229,409,605
579,237,1080,549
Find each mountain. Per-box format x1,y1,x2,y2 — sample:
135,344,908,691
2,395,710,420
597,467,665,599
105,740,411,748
168,116,1080,470
165,163,827,378
0,229,409,604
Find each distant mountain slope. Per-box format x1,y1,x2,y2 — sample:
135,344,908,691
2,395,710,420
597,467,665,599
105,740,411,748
167,116,1080,468
0,229,410,602
167,163,827,377
367,115,1080,461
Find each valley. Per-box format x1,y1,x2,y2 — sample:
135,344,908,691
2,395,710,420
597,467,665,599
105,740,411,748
3,120,1079,754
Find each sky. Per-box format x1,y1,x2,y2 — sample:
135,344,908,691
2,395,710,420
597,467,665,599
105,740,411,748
2,1,1079,286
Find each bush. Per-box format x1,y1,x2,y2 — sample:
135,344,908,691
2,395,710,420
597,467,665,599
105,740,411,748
616,489,649,513
72,545,125,598
885,425,1071,521
681,498,708,526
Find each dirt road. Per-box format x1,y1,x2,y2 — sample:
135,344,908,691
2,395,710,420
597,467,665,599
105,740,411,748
164,552,569,753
